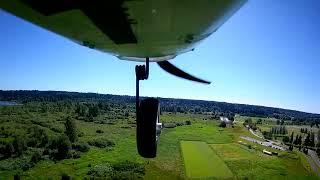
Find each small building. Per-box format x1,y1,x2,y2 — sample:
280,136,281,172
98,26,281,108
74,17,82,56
220,117,232,124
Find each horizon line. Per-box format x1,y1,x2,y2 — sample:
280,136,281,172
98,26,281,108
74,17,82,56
1,89,319,115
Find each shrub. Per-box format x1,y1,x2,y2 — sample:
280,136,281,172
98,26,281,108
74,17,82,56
185,120,192,125
70,151,81,159
0,155,31,171
55,135,71,160
303,148,308,154
87,163,114,178
112,161,145,179
112,161,144,174
176,122,184,126
3,142,14,158
96,129,104,134
85,116,94,122
27,126,49,147
61,173,71,180
77,132,85,137
12,136,27,156
21,161,33,171
87,161,145,179
50,127,63,133
30,151,42,164
14,174,20,180
163,123,176,128
26,137,37,148
120,126,130,129
43,148,49,155
219,121,227,128
88,139,115,148
72,142,90,152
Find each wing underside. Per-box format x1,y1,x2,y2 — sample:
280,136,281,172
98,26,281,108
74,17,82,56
0,0,246,60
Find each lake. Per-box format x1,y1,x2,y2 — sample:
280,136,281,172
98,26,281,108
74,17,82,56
0,101,20,106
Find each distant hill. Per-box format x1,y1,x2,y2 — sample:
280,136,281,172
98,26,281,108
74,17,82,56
0,90,319,122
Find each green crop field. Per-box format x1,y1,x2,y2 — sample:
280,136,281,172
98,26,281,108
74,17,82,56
181,141,233,179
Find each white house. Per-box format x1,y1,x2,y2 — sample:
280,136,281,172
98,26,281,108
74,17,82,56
220,117,232,124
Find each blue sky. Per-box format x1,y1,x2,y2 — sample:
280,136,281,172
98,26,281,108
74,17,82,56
0,1,319,114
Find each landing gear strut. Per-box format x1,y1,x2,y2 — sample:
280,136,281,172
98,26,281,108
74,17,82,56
135,58,161,158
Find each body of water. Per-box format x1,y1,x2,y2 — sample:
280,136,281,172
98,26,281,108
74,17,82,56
0,101,20,106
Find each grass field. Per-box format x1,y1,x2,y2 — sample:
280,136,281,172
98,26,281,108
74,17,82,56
181,141,233,179
211,142,317,179
210,143,255,161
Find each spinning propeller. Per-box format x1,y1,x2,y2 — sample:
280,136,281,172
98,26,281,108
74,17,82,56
157,61,211,84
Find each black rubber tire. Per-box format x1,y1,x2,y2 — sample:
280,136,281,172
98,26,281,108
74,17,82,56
136,98,160,158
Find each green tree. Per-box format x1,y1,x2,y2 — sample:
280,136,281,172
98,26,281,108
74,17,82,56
12,136,26,156
304,132,311,147
245,118,252,124
290,132,294,144
88,104,99,117
310,132,315,147
283,136,290,143
293,134,299,145
56,135,71,160
289,145,293,151
4,142,14,157
65,116,77,143
298,135,302,146
75,104,88,117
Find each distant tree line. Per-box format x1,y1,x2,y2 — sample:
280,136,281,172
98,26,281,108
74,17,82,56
1,90,320,124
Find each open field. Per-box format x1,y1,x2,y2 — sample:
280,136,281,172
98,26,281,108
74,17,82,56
211,142,317,179
210,143,255,161
181,141,233,179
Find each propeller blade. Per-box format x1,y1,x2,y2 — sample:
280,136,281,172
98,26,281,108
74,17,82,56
157,61,211,84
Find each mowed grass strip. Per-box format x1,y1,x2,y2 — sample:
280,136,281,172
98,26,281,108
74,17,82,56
180,141,233,179
210,143,255,160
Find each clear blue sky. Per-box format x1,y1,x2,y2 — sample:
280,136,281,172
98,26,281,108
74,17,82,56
0,1,319,114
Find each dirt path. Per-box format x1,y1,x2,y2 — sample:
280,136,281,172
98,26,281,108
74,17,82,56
249,128,264,139
309,150,320,168
246,128,287,151
305,153,320,177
